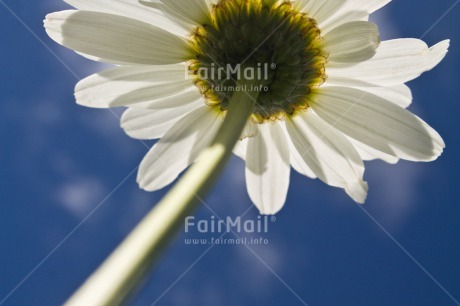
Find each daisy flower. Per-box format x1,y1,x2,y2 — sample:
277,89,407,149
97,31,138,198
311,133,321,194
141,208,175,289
45,0,449,215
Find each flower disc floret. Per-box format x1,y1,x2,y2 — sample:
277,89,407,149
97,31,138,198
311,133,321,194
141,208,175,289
189,0,327,123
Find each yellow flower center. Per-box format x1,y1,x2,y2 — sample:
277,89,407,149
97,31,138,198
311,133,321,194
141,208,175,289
189,0,327,123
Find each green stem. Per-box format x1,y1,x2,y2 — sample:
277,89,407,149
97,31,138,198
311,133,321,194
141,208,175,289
65,77,260,306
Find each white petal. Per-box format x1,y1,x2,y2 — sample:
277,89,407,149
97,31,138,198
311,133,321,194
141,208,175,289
348,84,412,108
159,0,210,25
231,120,258,159
44,10,190,65
286,109,367,203
278,123,317,178
137,106,221,191
288,139,318,179
310,86,445,162
205,0,216,5
240,120,258,140
75,65,201,108
296,0,348,26
246,123,290,215
133,90,203,110
139,0,202,31
318,0,391,34
138,91,204,109
294,0,320,12
323,82,413,108
233,138,248,160
327,39,450,87
324,21,379,63
348,137,399,164
121,100,202,140
63,0,187,36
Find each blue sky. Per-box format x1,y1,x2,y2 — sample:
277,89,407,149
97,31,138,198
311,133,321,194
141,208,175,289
1,1,459,305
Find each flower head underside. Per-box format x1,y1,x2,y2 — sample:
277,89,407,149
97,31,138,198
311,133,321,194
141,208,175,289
44,0,449,214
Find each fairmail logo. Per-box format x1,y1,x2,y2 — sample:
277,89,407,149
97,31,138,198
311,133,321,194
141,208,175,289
184,215,275,234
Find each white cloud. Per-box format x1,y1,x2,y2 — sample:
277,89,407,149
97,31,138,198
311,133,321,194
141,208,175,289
365,160,423,231
56,177,107,218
